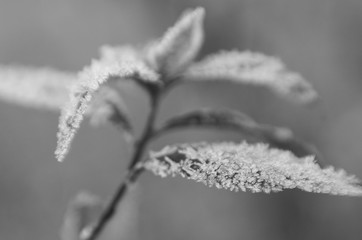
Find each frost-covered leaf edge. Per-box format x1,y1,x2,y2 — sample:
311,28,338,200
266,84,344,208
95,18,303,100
183,51,318,104
55,52,159,162
144,141,362,196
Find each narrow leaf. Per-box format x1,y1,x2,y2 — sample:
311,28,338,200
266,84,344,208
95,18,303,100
61,188,139,240
56,51,159,162
144,142,362,196
155,108,320,160
88,86,133,142
90,184,139,240
0,65,75,110
61,192,103,240
145,7,205,77
184,51,318,103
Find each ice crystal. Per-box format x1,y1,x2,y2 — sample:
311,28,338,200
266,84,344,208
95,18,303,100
145,7,205,77
56,48,159,162
0,65,75,110
144,142,362,196
184,51,317,103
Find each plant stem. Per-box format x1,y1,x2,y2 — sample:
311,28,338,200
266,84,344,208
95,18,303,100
83,167,143,240
83,91,161,240
128,94,160,170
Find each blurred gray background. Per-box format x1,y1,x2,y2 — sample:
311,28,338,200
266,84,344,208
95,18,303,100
0,0,362,239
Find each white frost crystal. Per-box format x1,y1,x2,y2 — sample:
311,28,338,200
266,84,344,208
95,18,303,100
145,142,362,196
56,47,159,162
185,51,317,103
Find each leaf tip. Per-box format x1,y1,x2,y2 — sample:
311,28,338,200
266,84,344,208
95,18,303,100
190,7,206,21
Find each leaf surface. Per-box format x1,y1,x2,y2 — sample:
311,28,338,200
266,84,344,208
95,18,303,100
184,51,317,103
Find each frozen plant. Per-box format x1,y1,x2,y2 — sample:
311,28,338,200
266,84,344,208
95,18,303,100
0,7,361,240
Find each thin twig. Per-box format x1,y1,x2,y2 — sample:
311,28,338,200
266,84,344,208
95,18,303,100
83,91,161,240
83,167,144,240
128,95,160,170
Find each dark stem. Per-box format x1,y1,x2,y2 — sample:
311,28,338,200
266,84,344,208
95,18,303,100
83,91,161,240
128,94,160,170
84,167,144,240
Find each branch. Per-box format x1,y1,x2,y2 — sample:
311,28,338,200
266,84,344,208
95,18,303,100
82,167,144,240
83,90,161,240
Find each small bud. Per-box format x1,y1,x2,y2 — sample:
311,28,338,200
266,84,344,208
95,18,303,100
145,7,205,77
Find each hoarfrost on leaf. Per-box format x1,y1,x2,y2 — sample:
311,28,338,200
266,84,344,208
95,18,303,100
55,48,159,162
144,142,362,196
0,65,75,110
184,51,318,103
145,7,205,78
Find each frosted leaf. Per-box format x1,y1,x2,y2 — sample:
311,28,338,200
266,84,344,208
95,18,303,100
98,45,159,83
144,142,362,196
56,52,159,162
184,51,317,103
145,7,205,77
0,65,75,110
155,108,320,159
88,86,133,142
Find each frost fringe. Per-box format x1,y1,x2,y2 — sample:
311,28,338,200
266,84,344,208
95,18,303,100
56,48,159,162
145,142,362,196
184,51,317,103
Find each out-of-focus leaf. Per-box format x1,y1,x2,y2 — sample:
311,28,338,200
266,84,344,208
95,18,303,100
61,192,103,240
184,51,318,103
145,7,205,78
154,108,320,160
144,142,362,196
0,65,75,110
88,86,133,142
55,51,159,162
61,186,139,240
95,184,139,240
